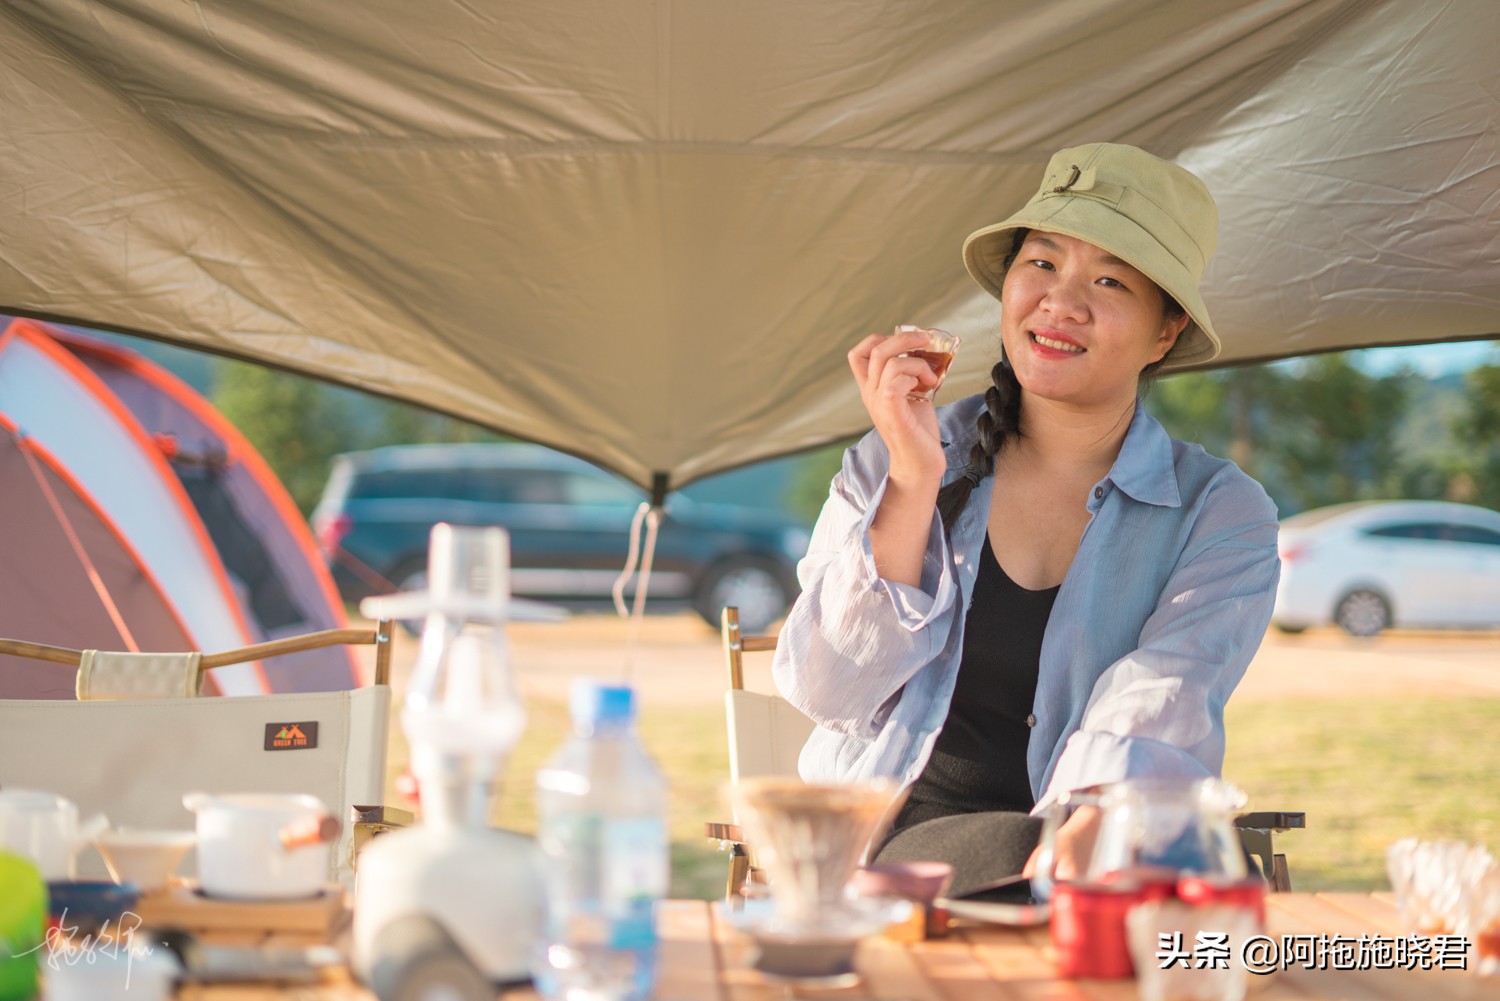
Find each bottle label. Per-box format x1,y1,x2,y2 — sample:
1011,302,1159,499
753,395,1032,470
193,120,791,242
604,817,668,949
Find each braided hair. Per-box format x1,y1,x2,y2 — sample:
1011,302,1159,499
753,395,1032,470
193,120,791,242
934,229,1184,533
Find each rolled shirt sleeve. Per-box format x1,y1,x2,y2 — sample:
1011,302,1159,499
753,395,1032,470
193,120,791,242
772,429,962,739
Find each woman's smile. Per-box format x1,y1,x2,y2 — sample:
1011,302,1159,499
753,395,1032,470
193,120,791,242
1029,329,1085,356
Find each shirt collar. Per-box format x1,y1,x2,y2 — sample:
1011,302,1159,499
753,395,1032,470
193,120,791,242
940,394,1181,508
1105,400,1180,508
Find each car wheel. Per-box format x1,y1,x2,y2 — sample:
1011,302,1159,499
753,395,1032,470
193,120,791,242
1334,589,1391,637
694,557,793,633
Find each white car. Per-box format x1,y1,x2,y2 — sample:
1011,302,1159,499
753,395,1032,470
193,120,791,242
1272,500,1500,636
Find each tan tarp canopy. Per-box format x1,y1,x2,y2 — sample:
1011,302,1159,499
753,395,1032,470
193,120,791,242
2,0,1496,491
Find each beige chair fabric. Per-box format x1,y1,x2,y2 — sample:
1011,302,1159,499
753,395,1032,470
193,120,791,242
0,686,390,885
0,624,395,887
724,689,814,784
76,650,203,700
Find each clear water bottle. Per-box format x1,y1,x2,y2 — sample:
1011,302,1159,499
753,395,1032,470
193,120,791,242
532,680,669,1001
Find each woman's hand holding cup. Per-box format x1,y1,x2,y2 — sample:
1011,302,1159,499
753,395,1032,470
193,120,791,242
847,326,958,484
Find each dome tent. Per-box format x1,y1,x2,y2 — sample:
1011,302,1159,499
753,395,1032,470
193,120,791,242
0,318,358,696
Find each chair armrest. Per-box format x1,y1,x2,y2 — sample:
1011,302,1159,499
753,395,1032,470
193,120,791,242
705,821,746,844
351,804,416,872
1234,811,1306,832
1234,811,1305,893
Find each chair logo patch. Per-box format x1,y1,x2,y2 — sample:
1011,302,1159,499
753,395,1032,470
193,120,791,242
265,721,319,750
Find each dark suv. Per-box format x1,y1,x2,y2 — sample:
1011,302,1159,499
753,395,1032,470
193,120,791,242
312,443,809,630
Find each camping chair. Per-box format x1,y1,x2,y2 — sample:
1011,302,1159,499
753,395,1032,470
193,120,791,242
0,622,410,885
705,606,1302,899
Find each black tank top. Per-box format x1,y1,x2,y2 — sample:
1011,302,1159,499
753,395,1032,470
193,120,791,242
891,533,1060,833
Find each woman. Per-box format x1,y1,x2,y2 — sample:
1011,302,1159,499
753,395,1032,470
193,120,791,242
771,143,1280,897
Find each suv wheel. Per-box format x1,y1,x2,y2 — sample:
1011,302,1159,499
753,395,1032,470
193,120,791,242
694,557,793,633
1334,589,1391,637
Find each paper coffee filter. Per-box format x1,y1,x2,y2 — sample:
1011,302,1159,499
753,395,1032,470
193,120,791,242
728,778,905,930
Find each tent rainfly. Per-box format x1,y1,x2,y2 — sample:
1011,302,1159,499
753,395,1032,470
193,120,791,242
0,1,1496,490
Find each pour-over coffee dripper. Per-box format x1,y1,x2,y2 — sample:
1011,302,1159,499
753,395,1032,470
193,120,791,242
724,777,910,985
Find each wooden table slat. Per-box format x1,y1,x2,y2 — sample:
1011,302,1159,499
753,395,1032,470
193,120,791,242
1264,893,1479,1001
903,937,1015,1001
958,922,1096,1001
161,894,1491,1000
849,932,951,1001
657,900,724,1001
1313,892,1408,936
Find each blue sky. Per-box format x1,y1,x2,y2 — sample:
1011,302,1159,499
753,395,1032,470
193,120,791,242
1346,339,1498,377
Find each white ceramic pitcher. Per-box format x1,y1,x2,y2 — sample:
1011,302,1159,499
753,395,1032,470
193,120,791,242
183,792,339,899
0,789,108,880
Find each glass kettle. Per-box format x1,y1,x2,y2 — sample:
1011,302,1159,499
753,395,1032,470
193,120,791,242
1033,777,1248,900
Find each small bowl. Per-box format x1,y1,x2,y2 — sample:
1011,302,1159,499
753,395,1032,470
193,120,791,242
850,861,955,905
44,881,142,934
93,829,196,893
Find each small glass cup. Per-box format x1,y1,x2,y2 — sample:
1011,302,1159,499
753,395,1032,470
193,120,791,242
1457,848,1500,977
1464,864,1500,972
1386,838,1478,936
894,325,960,403
1126,899,1260,1001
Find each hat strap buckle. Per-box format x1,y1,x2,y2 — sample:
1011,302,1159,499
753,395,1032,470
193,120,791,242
1051,164,1081,193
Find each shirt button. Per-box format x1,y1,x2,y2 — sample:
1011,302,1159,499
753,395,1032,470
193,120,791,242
1093,486,1104,500
1025,713,1037,728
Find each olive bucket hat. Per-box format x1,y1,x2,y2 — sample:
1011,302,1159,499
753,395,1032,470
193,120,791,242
962,142,1221,368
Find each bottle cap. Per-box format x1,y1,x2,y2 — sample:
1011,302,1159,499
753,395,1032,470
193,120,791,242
569,679,635,728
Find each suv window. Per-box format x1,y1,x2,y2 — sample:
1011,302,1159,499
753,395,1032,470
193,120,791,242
1444,524,1500,547
350,468,465,500
563,471,640,506
504,469,568,504
459,467,524,503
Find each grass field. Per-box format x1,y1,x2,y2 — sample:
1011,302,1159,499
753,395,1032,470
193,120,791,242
410,692,1500,900
1222,695,1499,890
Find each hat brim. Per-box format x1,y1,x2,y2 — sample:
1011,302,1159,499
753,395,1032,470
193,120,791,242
962,198,1220,370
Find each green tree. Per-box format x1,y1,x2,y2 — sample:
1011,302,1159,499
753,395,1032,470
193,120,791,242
1266,354,1414,511
1145,369,1230,455
354,395,506,451
212,361,355,515
787,439,857,525
1451,352,1500,508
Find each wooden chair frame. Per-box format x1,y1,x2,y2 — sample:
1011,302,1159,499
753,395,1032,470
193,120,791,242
0,620,394,687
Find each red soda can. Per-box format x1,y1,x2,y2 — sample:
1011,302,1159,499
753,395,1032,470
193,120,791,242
1050,878,1177,979
1175,875,1267,926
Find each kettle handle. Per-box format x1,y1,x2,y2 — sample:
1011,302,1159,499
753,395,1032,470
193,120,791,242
278,813,341,852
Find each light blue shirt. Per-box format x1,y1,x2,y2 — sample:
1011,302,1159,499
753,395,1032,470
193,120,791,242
771,395,1280,810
